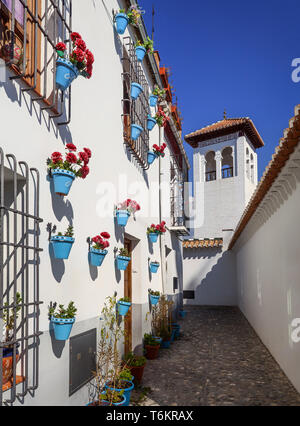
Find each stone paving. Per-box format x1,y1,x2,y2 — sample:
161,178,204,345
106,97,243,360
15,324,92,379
133,306,300,406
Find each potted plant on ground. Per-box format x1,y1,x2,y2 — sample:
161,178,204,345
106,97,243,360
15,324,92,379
151,295,174,349
135,37,154,62
2,293,22,386
147,143,167,165
144,333,160,360
171,323,181,339
105,369,134,407
117,297,132,316
49,301,77,341
149,289,160,306
149,261,160,274
55,32,94,91
89,295,129,406
114,4,144,34
147,221,167,243
116,248,131,271
50,225,74,259
47,143,92,196
123,352,147,385
116,199,141,227
149,85,166,108
89,232,110,267
179,309,187,318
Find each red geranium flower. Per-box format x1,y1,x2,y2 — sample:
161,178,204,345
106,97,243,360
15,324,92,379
71,32,81,42
78,151,89,164
103,240,110,249
73,48,85,63
66,143,77,152
85,49,94,65
56,42,67,51
83,148,92,158
75,38,86,52
100,232,110,239
80,165,90,179
66,152,77,164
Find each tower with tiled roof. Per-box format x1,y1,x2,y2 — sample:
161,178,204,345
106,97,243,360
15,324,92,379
185,115,264,242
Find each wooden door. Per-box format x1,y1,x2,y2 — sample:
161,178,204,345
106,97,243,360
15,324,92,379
124,238,132,355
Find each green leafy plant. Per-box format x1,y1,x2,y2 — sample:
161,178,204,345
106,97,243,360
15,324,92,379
152,85,166,99
48,301,77,319
118,247,131,258
100,389,124,405
57,225,74,238
118,368,133,382
123,351,146,367
119,297,131,303
144,333,159,347
135,36,154,54
3,292,22,343
151,295,173,341
118,4,144,26
149,290,160,296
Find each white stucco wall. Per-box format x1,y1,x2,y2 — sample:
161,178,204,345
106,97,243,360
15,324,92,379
0,0,185,405
233,145,300,393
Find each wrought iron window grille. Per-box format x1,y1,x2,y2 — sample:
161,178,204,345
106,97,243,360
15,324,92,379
0,147,43,406
222,167,233,179
206,170,217,182
121,36,150,170
170,154,188,228
0,0,73,125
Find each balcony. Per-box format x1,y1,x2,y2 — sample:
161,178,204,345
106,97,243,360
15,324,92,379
222,167,234,179
206,171,216,182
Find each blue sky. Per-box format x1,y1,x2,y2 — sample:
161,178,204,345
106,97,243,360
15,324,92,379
141,0,300,180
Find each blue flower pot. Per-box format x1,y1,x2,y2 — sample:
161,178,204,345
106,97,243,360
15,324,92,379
131,124,143,141
152,336,162,345
170,328,176,342
135,46,146,62
118,301,131,316
150,262,160,274
172,323,180,338
179,310,187,318
131,82,143,100
99,392,126,406
148,233,158,243
51,236,74,259
116,255,131,271
149,94,158,107
3,344,20,358
147,152,158,165
105,381,134,407
56,58,79,91
116,210,130,227
147,116,157,131
89,248,108,267
115,13,129,35
161,340,171,349
150,294,160,305
51,317,75,341
52,168,75,196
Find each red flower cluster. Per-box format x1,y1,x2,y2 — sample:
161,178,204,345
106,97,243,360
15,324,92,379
92,232,111,250
148,221,167,235
48,144,92,180
118,199,141,213
153,143,167,157
56,31,94,79
155,108,170,128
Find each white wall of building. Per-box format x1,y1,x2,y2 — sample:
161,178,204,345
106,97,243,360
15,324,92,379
0,0,185,405
233,145,300,393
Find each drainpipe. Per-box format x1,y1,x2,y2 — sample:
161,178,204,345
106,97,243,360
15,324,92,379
159,126,166,295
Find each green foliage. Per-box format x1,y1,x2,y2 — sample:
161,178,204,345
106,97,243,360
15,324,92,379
48,301,77,319
144,333,159,347
152,85,166,99
56,225,74,238
123,351,146,367
119,297,131,303
100,389,124,404
135,36,154,54
3,292,22,342
118,247,131,258
118,368,133,382
149,289,160,296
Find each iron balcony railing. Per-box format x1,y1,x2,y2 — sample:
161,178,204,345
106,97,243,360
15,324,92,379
170,154,188,228
206,170,216,182
222,167,234,179
0,147,43,406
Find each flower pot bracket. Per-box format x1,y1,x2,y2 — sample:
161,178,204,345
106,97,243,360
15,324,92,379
46,222,57,241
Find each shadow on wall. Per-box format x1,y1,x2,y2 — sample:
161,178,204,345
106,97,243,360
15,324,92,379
183,248,237,306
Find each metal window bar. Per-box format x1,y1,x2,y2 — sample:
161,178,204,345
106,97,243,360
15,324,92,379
121,36,150,170
222,167,233,179
170,154,187,227
1,0,73,125
0,147,43,406
205,170,216,182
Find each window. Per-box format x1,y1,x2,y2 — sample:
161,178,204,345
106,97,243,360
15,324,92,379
0,0,73,124
221,146,234,179
250,153,254,183
170,154,188,227
205,151,216,181
246,147,250,179
183,290,194,300
122,36,150,169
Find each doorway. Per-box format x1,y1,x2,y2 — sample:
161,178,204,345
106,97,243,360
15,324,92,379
124,238,132,355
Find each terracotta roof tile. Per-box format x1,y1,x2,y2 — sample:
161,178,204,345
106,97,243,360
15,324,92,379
183,238,223,249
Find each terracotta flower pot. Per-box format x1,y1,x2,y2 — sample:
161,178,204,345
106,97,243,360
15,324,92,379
127,364,146,385
145,344,160,360
2,354,19,385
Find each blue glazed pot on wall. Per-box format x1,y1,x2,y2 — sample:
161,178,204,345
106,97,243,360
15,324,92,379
149,94,158,107
56,58,79,91
117,301,132,316
51,317,75,341
147,152,158,165
116,255,131,271
148,233,158,243
147,116,157,131
88,248,108,267
52,168,75,196
131,82,143,100
115,13,129,35
131,124,143,141
149,262,160,274
150,294,160,305
51,236,74,259
135,46,146,62
116,210,130,227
